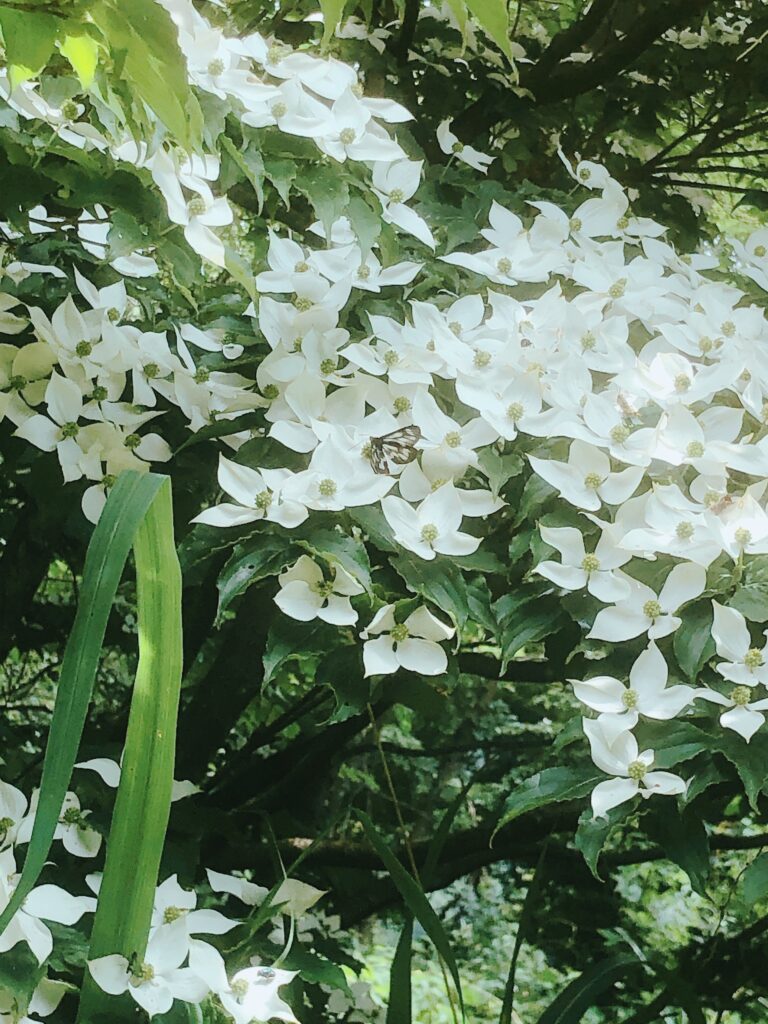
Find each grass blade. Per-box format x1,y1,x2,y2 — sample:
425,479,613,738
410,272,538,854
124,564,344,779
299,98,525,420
78,476,183,1021
0,471,165,935
358,810,465,1020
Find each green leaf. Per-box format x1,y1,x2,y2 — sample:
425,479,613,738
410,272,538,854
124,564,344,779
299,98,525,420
298,165,350,241
386,919,413,1024
740,851,768,905
59,29,99,87
673,599,714,681
463,0,513,59
0,8,59,87
358,811,465,1020
263,157,298,206
90,0,199,148
493,767,601,839
346,195,382,259
0,472,165,938
537,952,641,1024
478,447,523,496
574,805,629,880
263,616,337,684
298,528,372,592
78,478,183,1022
391,552,470,630
642,803,710,895
221,135,265,214
217,535,297,620
318,0,347,47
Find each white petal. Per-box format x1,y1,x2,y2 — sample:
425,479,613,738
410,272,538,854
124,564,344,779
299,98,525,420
363,636,399,677
588,605,647,642
25,885,96,924
396,638,447,675
590,778,638,818
88,954,130,995
659,562,706,612
721,705,765,742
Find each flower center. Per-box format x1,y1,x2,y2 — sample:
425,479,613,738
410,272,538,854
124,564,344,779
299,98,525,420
451,141,464,154
130,962,155,985
754,245,767,258
581,554,600,573
320,358,337,375
194,367,210,384
569,217,582,232
8,374,26,390
448,321,462,336
608,278,626,299
731,685,752,706
473,350,491,368
735,527,752,547
745,648,764,670
61,100,80,120
420,523,439,544
581,331,596,351
497,257,512,275
102,474,117,489
124,433,142,450
390,623,409,643
340,127,356,145
721,320,736,337
627,759,647,781
144,362,160,379
75,340,92,357
318,478,337,498
294,296,313,312
622,689,639,710
187,195,207,217
61,807,85,827
61,421,79,439
90,385,108,402
294,260,309,273
444,431,462,448
643,599,662,620
699,336,714,354
506,402,523,422
207,57,225,75
583,472,602,490
254,489,272,511
616,215,630,230
675,521,694,540
262,384,279,400
272,102,287,118
383,349,399,367
674,373,691,392
685,440,704,458
357,264,371,280
389,188,405,203
393,396,411,414
0,816,15,840
163,905,185,924
311,579,335,598
610,424,630,443
231,978,249,999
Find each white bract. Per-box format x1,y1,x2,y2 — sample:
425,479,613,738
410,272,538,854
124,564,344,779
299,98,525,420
274,555,364,624
588,563,706,642
360,605,455,677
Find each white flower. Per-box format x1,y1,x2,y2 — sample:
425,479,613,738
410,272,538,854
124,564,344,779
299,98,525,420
710,601,768,686
220,965,298,1024
88,920,208,1018
571,642,695,727
361,604,454,677
274,555,363,624
529,440,643,512
150,875,237,939
584,718,687,818
192,455,308,529
0,849,96,964
696,684,768,742
535,524,631,601
207,869,268,907
588,563,706,642
382,484,479,561
0,779,27,848
17,790,101,858
436,119,494,173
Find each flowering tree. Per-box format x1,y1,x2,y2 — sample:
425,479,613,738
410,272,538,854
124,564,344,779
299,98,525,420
2,0,768,1022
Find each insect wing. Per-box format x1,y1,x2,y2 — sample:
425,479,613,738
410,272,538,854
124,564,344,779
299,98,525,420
370,426,421,474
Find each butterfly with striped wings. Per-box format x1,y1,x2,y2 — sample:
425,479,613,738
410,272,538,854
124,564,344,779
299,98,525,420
368,426,422,475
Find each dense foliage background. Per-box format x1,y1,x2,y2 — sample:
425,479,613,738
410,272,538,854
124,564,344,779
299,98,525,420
2,1,768,1022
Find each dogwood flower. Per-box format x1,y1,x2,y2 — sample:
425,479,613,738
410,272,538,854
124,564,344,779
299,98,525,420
0,780,27,848
150,875,237,940
17,790,101,858
274,555,364,624
437,119,494,173
695,684,768,742
361,604,454,677
382,484,480,560
89,920,208,1017
588,563,706,642
571,642,695,727
583,718,687,818
219,965,298,1024
535,525,631,601
0,849,96,964
710,601,768,686
529,440,643,512
193,455,308,528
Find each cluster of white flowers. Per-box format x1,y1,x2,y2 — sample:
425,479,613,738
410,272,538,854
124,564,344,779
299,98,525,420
2,0,768,857
0,762,346,1021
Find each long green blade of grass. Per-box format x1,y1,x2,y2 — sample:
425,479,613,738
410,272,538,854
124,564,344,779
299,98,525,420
78,475,183,1021
0,471,165,935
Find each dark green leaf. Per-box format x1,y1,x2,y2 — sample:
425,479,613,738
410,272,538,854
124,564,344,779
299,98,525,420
537,952,641,1024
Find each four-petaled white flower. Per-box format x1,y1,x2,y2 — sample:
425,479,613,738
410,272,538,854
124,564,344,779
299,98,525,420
535,524,631,602
274,555,364,624
710,600,768,687
584,718,687,818
436,119,494,174
571,642,695,728
529,440,643,512
192,455,309,529
588,563,706,642
361,604,454,677
382,484,480,561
